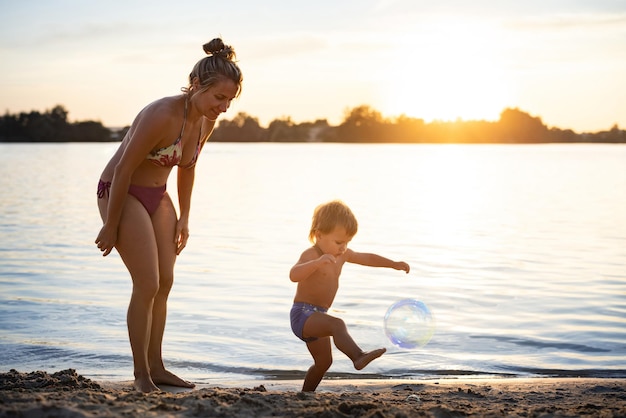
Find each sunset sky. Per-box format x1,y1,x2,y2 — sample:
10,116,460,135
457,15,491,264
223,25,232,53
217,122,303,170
1,0,625,133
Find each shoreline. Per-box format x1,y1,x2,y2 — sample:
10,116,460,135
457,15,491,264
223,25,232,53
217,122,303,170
1,370,625,417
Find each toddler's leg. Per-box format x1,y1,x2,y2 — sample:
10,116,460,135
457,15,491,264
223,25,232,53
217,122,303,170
303,313,386,371
303,337,332,392
323,317,386,370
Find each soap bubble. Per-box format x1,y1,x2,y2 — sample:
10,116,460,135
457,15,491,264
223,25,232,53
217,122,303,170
384,299,435,349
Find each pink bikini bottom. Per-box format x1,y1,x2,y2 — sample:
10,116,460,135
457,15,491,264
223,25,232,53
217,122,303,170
97,180,166,216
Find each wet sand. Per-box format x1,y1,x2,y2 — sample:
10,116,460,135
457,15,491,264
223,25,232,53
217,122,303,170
1,369,625,417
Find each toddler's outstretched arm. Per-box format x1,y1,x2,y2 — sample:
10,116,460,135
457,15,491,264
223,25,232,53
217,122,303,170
347,250,410,273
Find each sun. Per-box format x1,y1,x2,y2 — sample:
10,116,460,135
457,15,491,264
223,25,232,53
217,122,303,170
379,19,512,123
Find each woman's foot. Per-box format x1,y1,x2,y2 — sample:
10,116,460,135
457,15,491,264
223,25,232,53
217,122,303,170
134,376,161,393
151,368,195,388
353,348,386,370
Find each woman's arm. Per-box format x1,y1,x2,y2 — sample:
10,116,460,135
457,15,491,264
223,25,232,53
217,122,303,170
175,165,195,254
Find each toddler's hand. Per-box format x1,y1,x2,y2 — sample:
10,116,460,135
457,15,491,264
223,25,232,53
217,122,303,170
319,254,336,264
396,261,410,274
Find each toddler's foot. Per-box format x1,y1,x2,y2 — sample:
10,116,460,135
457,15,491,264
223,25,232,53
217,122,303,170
151,368,195,389
354,348,386,370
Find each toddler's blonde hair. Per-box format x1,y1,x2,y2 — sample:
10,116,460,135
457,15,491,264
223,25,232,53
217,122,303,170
309,200,358,243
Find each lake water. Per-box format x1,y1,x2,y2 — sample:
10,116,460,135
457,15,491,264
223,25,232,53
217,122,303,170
0,142,625,385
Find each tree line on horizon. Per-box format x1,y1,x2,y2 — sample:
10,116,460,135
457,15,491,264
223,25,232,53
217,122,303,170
1,104,624,144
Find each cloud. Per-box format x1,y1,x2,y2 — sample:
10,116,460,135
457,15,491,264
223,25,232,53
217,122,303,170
507,12,626,32
240,34,330,62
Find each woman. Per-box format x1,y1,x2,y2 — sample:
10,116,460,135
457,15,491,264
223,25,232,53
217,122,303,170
95,38,243,393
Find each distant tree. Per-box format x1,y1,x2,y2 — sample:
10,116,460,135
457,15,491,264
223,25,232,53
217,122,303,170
458,120,499,143
593,124,626,143
267,117,295,142
211,112,265,142
0,111,20,141
547,127,579,143
391,114,427,143
50,105,69,126
497,108,549,143
68,121,112,142
335,105,390,142
24,106,68,142
305,119,332,142
0,105,112,142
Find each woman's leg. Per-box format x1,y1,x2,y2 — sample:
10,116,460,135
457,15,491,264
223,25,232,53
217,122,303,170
147,193,194,388
100,194,161,393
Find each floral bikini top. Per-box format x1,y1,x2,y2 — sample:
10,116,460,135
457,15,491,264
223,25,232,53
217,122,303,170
146,99,202,168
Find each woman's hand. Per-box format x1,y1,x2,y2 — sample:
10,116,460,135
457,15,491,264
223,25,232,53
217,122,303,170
175,218,190,255
95,224,117,257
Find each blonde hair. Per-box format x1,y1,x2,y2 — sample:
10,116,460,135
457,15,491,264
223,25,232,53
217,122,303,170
308,200,358,243
184,38,243,97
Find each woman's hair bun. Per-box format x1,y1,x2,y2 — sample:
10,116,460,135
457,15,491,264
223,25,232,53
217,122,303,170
203,38,236,61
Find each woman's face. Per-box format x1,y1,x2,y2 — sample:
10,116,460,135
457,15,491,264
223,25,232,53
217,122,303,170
194,78,239,121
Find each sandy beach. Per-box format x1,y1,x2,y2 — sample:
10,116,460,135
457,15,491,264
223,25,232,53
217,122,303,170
1,369,625,417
